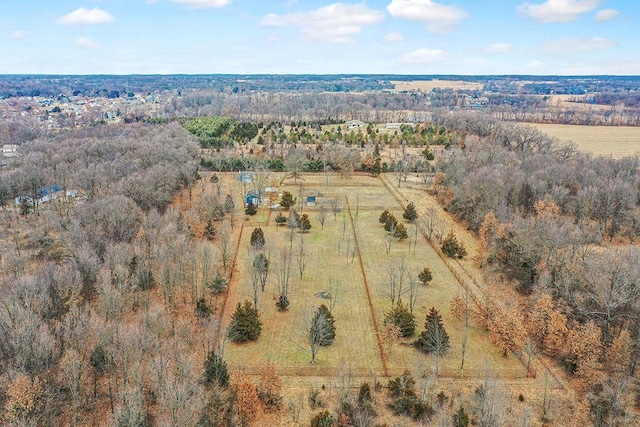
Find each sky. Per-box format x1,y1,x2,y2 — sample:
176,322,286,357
0,0,638,75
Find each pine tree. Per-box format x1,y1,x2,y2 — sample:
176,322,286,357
204,219,216,240
224,194,234,213
250,227,265,249
299,213,312,232
453,405,469,427
202,352,229,388
313,305,336,346
228,301,262,343
245,201,257,215
441,231,465,258
383,301,416,338
274,212,287,226
418,267,433,285
394,222,408,240
415,307,450,355
402,202,418,222
379,209,390,224
384,214,398,232
280,191,296,209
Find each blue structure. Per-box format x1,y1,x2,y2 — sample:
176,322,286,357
246,189,261,206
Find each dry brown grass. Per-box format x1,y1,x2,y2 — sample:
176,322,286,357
528,123,640,158
392,80,483,92
221,173,526,379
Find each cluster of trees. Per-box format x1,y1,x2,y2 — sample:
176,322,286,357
433,111,640,422
0,122,265,425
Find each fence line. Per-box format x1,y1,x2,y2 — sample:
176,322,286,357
378,174,539,381
227,365,540,382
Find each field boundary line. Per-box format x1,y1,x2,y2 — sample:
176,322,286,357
213,221,245,351
345,194,388,377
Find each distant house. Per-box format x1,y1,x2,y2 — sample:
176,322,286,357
385,123,415,130
306,196,316,207
346,120,365,130
2,145,18,157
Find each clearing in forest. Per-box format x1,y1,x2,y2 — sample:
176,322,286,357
220,173,526,379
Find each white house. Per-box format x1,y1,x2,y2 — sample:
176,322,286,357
346,120,365,130
2,145,18,157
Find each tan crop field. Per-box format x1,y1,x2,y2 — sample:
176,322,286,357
529,123,640,158
392,80,483,92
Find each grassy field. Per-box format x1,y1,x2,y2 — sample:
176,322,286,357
392,80,483,92
529,123,640,158
220,173,526,379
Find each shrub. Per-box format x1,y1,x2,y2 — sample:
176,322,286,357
228,301,262,342
418,267,433,285
245,201,257,216
383,301,416,338
299,214,312,232
313,305,336,346
393,223,408,240
207,271,228,294
274,212,287,226
384,214,398,232
196,298,213,318
311,410,335,427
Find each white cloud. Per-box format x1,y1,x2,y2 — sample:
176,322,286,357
170,0,230,8
262,3,384,44
517,0,599,23
10,30,27,39
594,9,618,22
485,43,513,54
524,60,548,72
542,37,615,55
383,32,404,42
400,48,450,64
57,8,114,25
75,37,99,49
386,0,468,33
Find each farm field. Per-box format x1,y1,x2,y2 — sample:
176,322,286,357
528,123,640,158
220,173,529,379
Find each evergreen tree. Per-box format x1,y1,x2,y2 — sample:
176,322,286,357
383,301,416,338
250,227,265,249
384,214,398,232
312,305,336,346
379,209,390,224
274,212,287,226
418,267,433,285
441,231,466,258
202,352,229,388
453,405,469,427
299,213,312,232
245,201,257,216
402,202,418,222
275,294,289,311
415,307,450,355
195,297,213,318
228,301,262,342
394,223,409,240
207,271,228,294
204,219,216,240
280,191,296,209
224,194,234,213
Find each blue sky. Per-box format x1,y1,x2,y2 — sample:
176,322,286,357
0,0,637,75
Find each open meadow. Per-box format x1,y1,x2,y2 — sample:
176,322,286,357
528,123,640,158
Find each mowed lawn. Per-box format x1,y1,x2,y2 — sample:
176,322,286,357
222,207,383,373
